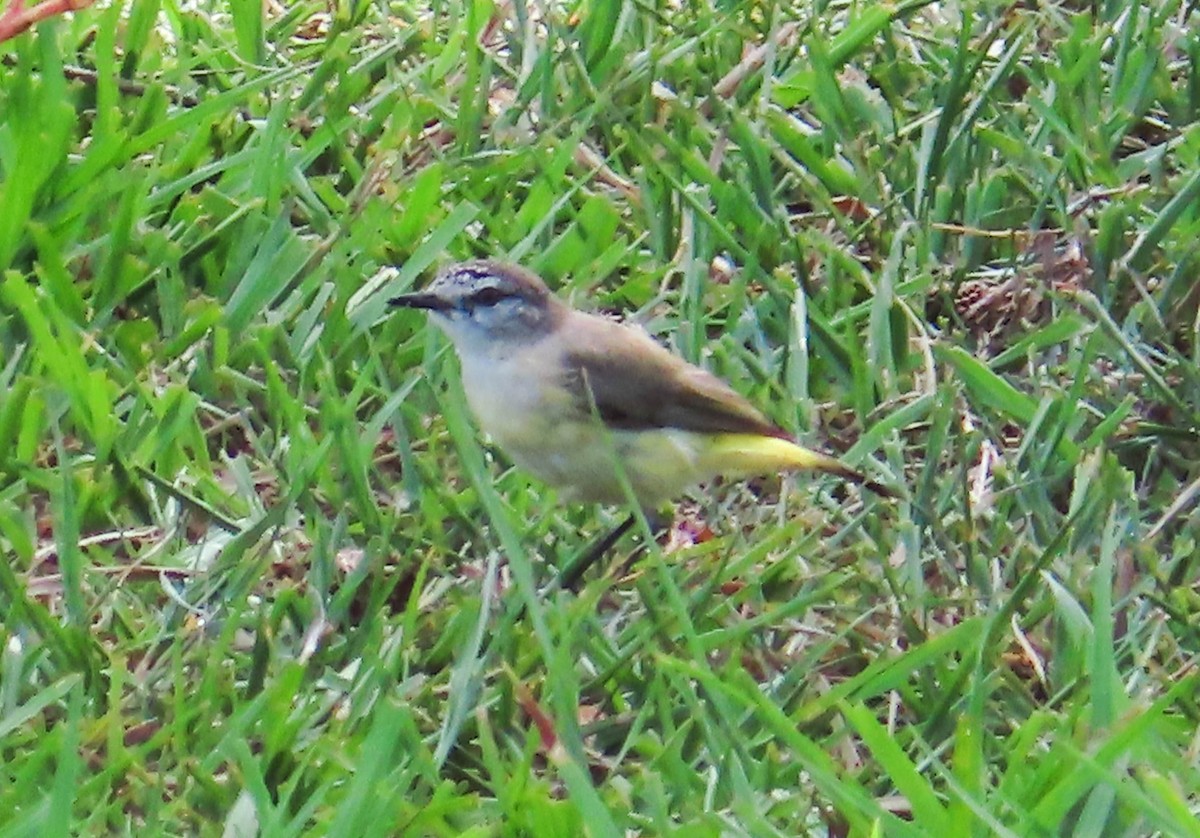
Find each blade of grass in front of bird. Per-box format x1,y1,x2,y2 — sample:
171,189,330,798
439,378,620,837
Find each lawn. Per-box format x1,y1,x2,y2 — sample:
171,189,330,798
1,0,1198,835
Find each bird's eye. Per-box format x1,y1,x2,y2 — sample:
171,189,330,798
471,287,507,307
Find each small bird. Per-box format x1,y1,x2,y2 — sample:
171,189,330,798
390,260,895,515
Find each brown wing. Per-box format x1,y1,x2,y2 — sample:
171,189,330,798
561,314,787,439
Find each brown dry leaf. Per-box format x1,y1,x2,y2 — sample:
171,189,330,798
292,10,331,41
515,682,558,754
954,229,1092,355
830,196,878,222
123,720,162,747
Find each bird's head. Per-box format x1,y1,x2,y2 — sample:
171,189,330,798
390,260,565,354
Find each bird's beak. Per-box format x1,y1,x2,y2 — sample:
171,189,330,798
389,292,453,311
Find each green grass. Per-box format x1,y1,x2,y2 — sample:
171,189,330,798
1,0,1199,834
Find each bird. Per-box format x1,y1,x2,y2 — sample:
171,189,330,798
390,259,895,519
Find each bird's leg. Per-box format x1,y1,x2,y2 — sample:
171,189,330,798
556,507,672,592
556,513,637,592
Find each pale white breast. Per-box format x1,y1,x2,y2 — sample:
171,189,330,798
457,345,710,506
458,343,558,450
